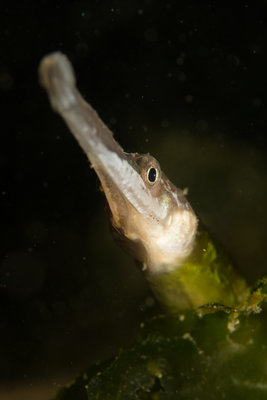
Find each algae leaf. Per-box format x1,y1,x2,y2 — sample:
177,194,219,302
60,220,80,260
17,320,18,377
55,277,267,400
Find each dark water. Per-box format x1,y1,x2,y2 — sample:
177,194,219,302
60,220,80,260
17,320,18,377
1,1,267,399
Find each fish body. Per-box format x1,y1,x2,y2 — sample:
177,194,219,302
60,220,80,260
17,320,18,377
39,52,248,312
147,229,247,311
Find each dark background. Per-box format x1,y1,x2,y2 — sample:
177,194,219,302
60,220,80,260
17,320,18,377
0,1,267,399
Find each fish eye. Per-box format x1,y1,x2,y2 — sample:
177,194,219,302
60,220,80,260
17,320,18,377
147,167,157,184
145,164,161,187
135,154,161,186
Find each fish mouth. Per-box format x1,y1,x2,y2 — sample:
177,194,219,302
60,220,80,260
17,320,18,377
39,52,165,223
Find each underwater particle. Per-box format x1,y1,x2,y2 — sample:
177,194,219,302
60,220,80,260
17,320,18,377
143,125,148,132
1,252,46,298
25,220,47,243
185,94,193,103
250,44,261,55
161,119,169,128
176,53,185,65
177,71,186,82
198,45,209,58
178,33,186,42
52,299,66,316
252,98,262,108
145,296,155,308
144,28,158,42
140,296,155,311
138,9,143,15
196,120,208,131
0,71,14,90
227,54,240,67
76,42,88,57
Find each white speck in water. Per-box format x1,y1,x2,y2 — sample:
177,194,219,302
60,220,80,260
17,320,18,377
161,119,169,128
185,94,193,103
178,33,186,42
227,55,240,67
198,45,209,58
0,72,14,90
176,53,185,66
145,296,155,308
177,71,186,82
252,98,262,108
196,119,208,131
144,28,158,42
